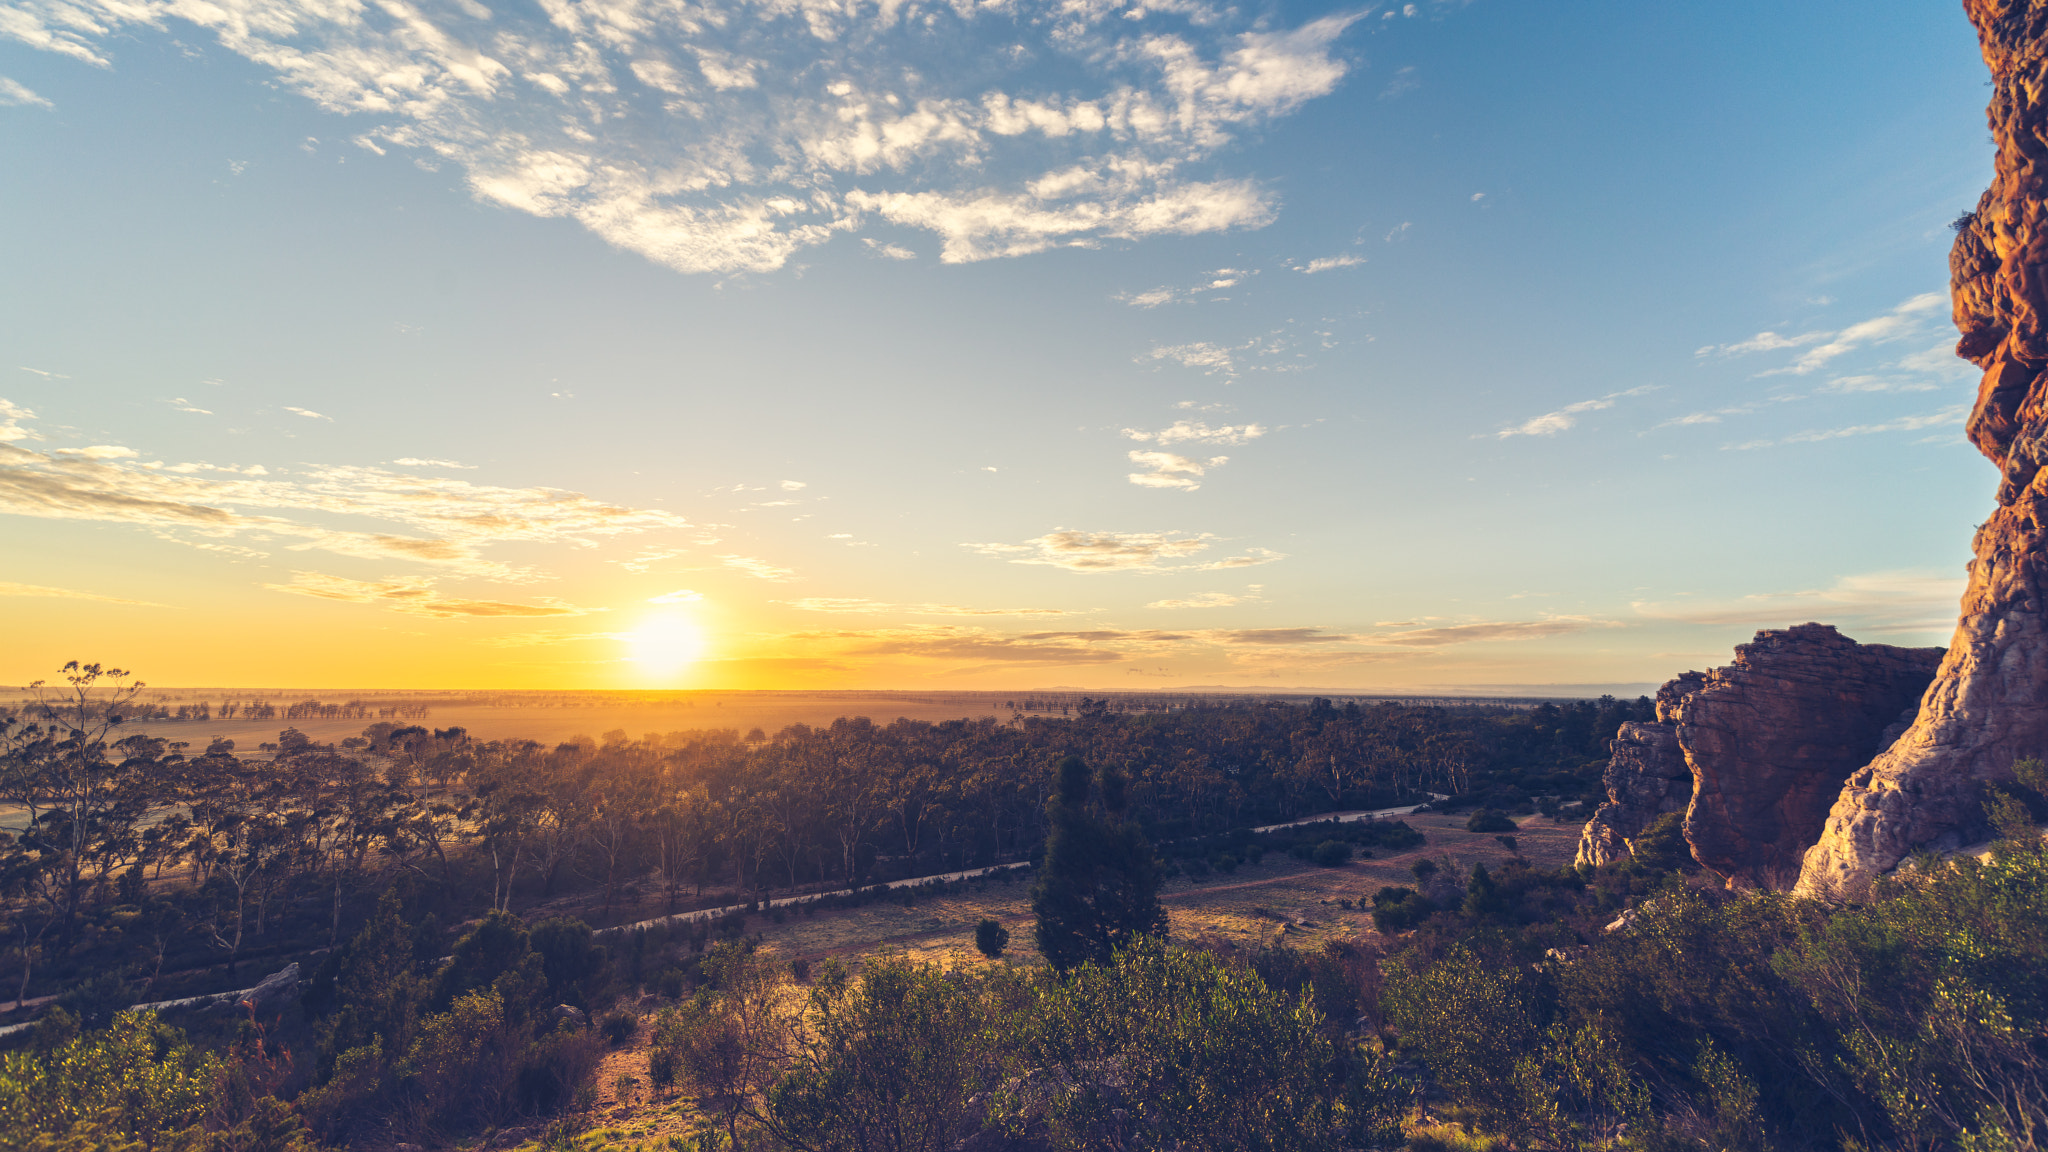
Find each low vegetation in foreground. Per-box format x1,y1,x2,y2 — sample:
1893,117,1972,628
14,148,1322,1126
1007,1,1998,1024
1,665,2044,1151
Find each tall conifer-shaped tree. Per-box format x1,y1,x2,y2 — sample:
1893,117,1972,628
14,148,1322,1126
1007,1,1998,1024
1032,755,1168,971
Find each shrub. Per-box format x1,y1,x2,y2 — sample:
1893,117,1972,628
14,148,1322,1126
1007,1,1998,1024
1369,886,1438,934
1466,810,1516,834
1310,840,1351,867
974,918,1010,959
601,1011,638,1044
0,1011,223,1145
790,958,812,983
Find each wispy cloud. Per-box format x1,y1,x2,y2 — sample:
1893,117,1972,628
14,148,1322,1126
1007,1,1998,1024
860,239,916,260
0,580,163,606
265,571,592,617
393,457,477,469
783,598,1072,616
168,398,213,415
0,406,691,582
0,77,50,108
1726,404,1968,450
1146,587,1260,609
1,2,1365,273
1360,617,1614,647
1492,385,1656,439
648,588,703,604
720,555,798,581
1701,294,1947,376
1632,570,1963,634
1296,253,1364,273
965,529,1284,574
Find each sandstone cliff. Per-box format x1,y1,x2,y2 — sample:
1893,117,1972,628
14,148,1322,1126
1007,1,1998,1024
1796,0,2048,898
1676,624,1941,889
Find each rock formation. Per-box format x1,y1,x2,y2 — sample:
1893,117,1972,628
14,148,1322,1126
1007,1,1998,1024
1797,1,2048,898
1675,624,1942,889
1576,626,1941,888
1575,721,1689,868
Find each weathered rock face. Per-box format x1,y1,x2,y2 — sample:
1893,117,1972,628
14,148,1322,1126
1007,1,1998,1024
1796,1,2048,898
1575,721,1690,868
1675,624,1942,890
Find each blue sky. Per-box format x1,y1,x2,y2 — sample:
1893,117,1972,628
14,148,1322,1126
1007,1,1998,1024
0,0,1998,690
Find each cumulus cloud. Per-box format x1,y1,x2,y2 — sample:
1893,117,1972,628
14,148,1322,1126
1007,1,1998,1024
964,529,1283,573
0,408,691,582
0,580,163,605
1492,385,1656,439
265,571,591,617
1127,449,1229,490
1632,570,1964,634
0,399,41,443
1124,420,1266,446
3,0,1363,274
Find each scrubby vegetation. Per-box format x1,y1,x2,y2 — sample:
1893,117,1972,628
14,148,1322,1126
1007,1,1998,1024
7,662,2043,1150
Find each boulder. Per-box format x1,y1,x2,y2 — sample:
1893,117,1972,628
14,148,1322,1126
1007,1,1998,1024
1675,624,1941,889
1574,721,1690,869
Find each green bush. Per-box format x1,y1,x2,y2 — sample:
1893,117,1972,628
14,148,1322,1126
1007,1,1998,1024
601,1011,638,1045
1309,840,1351,867
974,918,1010,959
0,1011,222,1150
1465,810,1516,834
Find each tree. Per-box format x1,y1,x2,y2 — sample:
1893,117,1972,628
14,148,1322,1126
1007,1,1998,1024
1031,756,1168,972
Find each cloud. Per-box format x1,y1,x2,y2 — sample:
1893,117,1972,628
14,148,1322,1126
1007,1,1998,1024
51,445,138,460
794,625,1130,666
1493,385,1656,438
1379,65,1418,99
265,571,591,617
860,239,916,260
1123,420,1266,446
965,529,1284,574
1144,341,1242,373
0,77,51,108
1814,375,1938,395
1298,254,1364,273
1127,449,1228,490
168,398,214,415
783,597,1072,616
283,406,331,421
3,0,1365,274
0,408,691,581
1361,617,1613,647
1146,589,1256,609
1632,570,1964,634
615,547,694,573
647,588,703,603
1703,294,1947,375
720,555,798,581
1728,404,1968,450
1118,287,1184,309
393,457,478,469
0,580,163,606
0,399,40,443
779,480,807,490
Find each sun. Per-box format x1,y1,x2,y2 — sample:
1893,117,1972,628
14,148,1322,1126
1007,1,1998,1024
624,613,707,680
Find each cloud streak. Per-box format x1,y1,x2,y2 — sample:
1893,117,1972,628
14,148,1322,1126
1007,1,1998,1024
965,530,1284,574
265,571,592,617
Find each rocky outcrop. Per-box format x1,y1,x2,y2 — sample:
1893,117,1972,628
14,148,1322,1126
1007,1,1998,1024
1675,624,1942,889
1797,0,2048,898
1575,722,1690,868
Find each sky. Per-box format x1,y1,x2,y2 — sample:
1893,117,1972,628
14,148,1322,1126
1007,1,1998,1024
0,0,2001,691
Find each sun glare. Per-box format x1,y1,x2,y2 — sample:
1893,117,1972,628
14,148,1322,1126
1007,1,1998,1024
625,613,707,680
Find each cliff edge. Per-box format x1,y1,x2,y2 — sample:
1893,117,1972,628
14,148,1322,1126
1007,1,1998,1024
1797,0,2048,898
